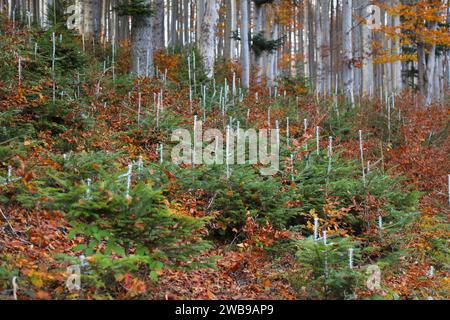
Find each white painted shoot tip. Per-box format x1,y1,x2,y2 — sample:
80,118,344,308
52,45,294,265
378,215,383,231
349,248,354,269
328,136,333,158
137,156,143,175
428,266,435,277
313,217,319,241
6,165,12,183
86,178,92,200
125,164,133,200
316,126,320,155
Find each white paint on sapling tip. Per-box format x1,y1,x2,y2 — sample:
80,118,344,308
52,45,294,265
137,91,142,126
137,156,143,177
359,130,366,187
378,215,383,231
290,154,295,182
316,126,320,155
7,166,12,183
313,217,319,241
125,164,133,199
327,136,333,176
79,254,89,268
18,55,22,85
428,266,434,277
226,125,231,179
232,72,236,96
86,178,92,200
286,118,290,147
349,248,354,269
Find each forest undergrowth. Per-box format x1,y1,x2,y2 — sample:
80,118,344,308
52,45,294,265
0,16,448,300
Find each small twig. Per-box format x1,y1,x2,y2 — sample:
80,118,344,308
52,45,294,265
205,191,218,213
0,207,17,235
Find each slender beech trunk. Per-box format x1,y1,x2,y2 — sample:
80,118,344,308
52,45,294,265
424,21,437,107
224,0,237,60
361,17,373,97
240,0,250,88
316,0,324,95
392,0,402,93
342,0,354,104
199,0,219,78
254,3,263,84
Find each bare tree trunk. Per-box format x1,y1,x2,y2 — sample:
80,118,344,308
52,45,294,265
315,0,324,95
131,0,154,77
298,3,305,78
342,0,354,104
82,0,101,39
445,1,450,92
385,5,393,95
170,0,179,46
153,0,165,49
417,42,426,96
183,0,189,45
196,0,205,44
254,2,263,84
267,21,279,88
224,0,236,60
199,0,219,78
361,3,373,97
306,0,315,85
241,0,250,88
424,21,437,107
392,0,402,93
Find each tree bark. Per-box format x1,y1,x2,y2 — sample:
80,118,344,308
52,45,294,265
82,0,101,39
254,3,263,84
342,0,354,104
224,0,237,60
392,0,402,93
131,0,154,77
196,0,205,44
361,22,373,97
240,0,250,88
424,21,437,107
315,0,324,95
153,0,165,49
199,0,219,78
